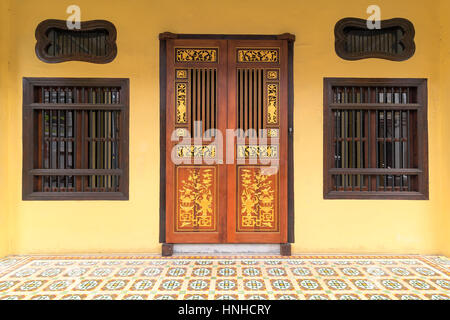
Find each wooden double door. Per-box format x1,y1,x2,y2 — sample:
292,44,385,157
165,38,288,243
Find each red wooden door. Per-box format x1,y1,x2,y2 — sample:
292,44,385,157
165,39,288,244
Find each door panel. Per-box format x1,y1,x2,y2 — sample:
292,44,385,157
166,39,228,243
226,40,288,243
165,39,288,244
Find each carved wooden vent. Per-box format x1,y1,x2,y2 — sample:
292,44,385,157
176,68,217,138
335,18,415,61
237,68,264,137
35,19,117,64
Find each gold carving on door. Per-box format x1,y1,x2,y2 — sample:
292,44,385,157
237,167,278,232
237,145,278,159
237,49,279,62
176,83,187,124
267,84,278,124
175,48,218,62
176,166,217,232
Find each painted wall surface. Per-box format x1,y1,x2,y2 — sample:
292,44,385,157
0,0,448,256
0,0,11,258
439,0,450,257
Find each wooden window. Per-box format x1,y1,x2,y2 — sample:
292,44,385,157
23,78,129,200
335,18,415,61
324,78,428,200
35,20,117,64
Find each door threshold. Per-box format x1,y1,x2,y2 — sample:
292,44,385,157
162,243,291,256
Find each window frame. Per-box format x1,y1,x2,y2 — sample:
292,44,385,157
323,77,428,200
22,77,129,201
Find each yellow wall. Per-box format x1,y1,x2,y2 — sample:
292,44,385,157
1,0,448,256
0,0,11,258
439,0,450,257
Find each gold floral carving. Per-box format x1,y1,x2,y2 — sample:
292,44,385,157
237,145,278,159
176,48,217,62
267,84,278,124
176,83,187,124
176,145,216,159
237,49,279,63
238,167,278,232
177,167,216,231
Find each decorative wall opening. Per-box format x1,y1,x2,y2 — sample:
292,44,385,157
35,19,117,64
334,18,415,61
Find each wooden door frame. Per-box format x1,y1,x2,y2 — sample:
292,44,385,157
158,32,295,255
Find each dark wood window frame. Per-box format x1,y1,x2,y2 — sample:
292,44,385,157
335,18,415,61
158,32,296,245
23,77,129,200
324,78,428,200
35,19,118,64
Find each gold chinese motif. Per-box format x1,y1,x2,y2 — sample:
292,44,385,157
267,84,278,124
237,49,279,63
237,145,278,159
238,167,278,232
176,48,218,62
176,166,216,232
176,83,187,124
267,129,278,138
267,70,278,80
176,145,216,159
176,128,187,137
176,69,187,79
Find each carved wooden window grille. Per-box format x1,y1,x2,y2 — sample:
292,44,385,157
35,20,117,64
324,78,428,200
335,18,415,61
176,68,218,138
237,68,265,137
23,78,129,200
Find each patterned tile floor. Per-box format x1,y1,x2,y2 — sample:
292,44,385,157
0,255,448,300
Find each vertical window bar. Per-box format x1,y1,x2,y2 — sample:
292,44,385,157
375,110,379,191
65,110,69,189
367,109,371,191
57,109,61,192
352,109,356,191
334,110,340,191
391,109,395,191
41,109,45,192
407,109,411,191
383,110,387,191
360,109,363,190
400,109,404,191
81,110,85,192
344,109,348,190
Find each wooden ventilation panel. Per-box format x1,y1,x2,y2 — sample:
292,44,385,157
35,19,117,64
335,18,415,61
189,69,217,138
237,68,264,137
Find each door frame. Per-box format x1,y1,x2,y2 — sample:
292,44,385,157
158,32,295,252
